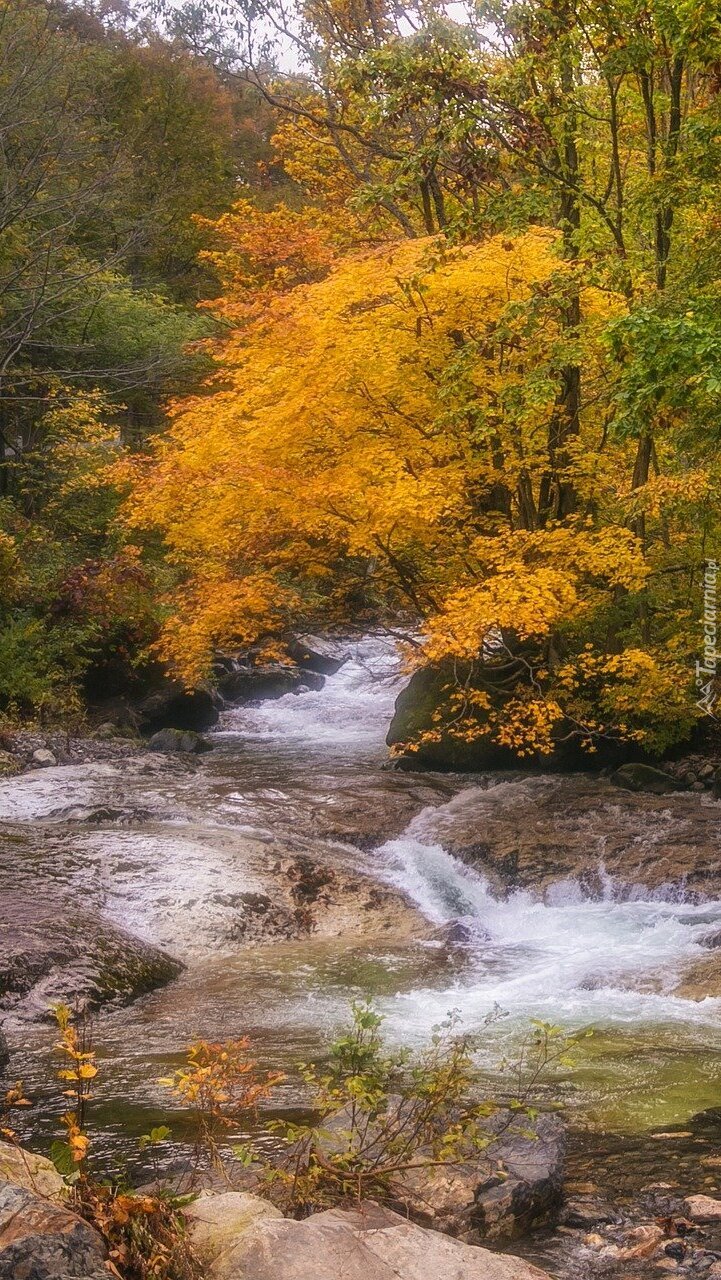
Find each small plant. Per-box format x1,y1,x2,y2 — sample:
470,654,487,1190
0,1080,32,1142
161,1038,284,1176
49,1004,200,1280
51,1002,97,1175
266,1002,587,1215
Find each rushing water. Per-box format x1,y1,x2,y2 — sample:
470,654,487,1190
2,637,721,1160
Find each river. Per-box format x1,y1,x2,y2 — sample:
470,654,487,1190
2,637,721,1272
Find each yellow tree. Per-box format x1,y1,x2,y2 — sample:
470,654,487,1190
122,228,706,758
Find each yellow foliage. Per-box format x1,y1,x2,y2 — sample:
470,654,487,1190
121,227,704,754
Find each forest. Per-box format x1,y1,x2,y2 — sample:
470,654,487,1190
2,0,720,764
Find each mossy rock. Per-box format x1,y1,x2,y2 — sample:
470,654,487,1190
386,664,516,772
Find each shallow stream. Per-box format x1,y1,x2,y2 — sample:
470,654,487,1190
2,638,721,1273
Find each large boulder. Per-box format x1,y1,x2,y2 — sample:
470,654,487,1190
0,1182,108,1279
137,682,220,734
188,1200,552,1280
0,1142,65,1204
147,728,213,754
323,1107,564,1243
0,894,183,1021
387,665,514,772
610,763,687,795
186,1191,283,1265
286,634,350,675
217,664,324,703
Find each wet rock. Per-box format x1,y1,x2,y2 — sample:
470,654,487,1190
138,682,220,733
427,918,483,946
329,1107,565,1243
610,764,686,795
387,664,516,772
416,774,721,898
147,727,213,754
286,634,351,675
0,1026,7,1071
217,664,309,703
196,1201,553,1280
560,1196,619,1228
0,1182,107,1278
185,1190,282,1265
672,955,721,1000
686,1196,721,1223
31,748,57,768
0,1141,65,1203
0,893,183,1022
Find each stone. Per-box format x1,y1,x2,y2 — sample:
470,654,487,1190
0,1182,107,1278
31,748,57,767
138,682,220,733
387,663,516,771
408,773,721,901
693,782,706,792
185,1191,282,1264
286,634,351,675
201,1201,553,1280
713,768,721,799
217,664,311,703
0,1141,65,1203
673,956,721,1000
147,727,213,754
0,892,183,1020
685,1195,721,1222
560,1197,619,1228
0,750,20,777
610,764,686,795
700,764,716,780
0,1025,8,1071
326,1107,565,1243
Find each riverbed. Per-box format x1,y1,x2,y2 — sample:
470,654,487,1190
2,638,721,1273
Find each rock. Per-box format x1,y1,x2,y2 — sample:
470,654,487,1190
0,1026,7,1071
699,764,716,780
560,1197,619,1228
0,750,20,777
409,773,721,899
217,664,312,703
685,1195,721,1222
320,1107,564,1243
31,748,57,768
393,1111,565,1241
138,682,220,734
185,1191,282,1264
427,919,482,946
610,764,686,795
295,670,326,692
286,634,351,675
714,768,721,799
673,956,721,1000
387,664,516,771
0,893,183,1021
0,1182,108,1278
197,1201,553,1280
0,1141,65,1203
147,728,213,754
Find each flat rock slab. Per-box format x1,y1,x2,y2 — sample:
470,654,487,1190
186,1190,283,1263
0,892,183,1021
685,1195,721,1222
0,1142,65,1204
206,1202,552,1280
0,1182,107,1279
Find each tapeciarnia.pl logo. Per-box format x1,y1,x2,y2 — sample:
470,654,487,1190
696,559,719,718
